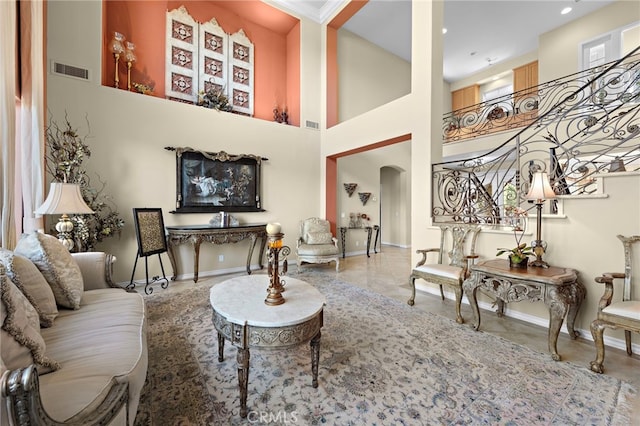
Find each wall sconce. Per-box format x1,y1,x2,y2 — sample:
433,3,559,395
109,32,125,88
35,183,94,251
526,172,557,268
124,41,136,91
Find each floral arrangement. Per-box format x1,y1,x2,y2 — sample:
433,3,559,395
496,206,533,264
197,86,233,112
45,116,125,252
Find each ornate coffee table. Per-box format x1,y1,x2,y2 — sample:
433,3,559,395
210,275,325,418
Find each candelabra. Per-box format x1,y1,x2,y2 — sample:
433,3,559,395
265,224,290,306
109,32,125,88
124,41,136,91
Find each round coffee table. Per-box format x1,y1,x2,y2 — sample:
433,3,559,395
210,274,325,418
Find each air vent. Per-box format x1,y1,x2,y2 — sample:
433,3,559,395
305,120,319,130
51,61,90,81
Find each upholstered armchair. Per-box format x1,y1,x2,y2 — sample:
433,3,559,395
296,217,340,271
590,235,640,374
408,223,481,324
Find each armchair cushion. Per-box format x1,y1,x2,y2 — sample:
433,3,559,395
0,249,58,327
297,243,340,256
0,270,60,372
602,301,640,320
15,232,84,309
414,264,463,280
306,232,334,245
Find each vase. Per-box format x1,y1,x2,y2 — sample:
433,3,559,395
509,256,529,269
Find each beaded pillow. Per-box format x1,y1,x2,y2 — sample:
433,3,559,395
15,232,84,310
1,266,60,372
0,249,58,327
306,232,334,245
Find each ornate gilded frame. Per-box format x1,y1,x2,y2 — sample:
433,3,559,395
167,146,265,213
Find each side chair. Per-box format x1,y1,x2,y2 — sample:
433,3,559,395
590,234,640,373
296,217,340,272
408,223,481,324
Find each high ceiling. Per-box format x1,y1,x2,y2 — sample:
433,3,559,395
270,0,616,83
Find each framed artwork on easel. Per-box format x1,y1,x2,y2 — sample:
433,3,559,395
133,208,168,257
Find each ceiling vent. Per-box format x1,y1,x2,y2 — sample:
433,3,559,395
305,120,319,130
51,61,90,81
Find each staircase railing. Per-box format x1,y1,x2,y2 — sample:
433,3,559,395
433,48,640,224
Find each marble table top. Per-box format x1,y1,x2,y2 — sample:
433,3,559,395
210,275,325,327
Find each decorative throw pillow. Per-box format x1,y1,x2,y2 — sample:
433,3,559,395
15,232,84,310
0,249,58,327
1,266,60,372
306,232,334,245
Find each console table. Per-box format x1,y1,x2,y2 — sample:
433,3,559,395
210,275,325,418
338,225,380,258
166,223,267,283
462,259,586,361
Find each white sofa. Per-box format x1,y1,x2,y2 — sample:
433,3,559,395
1,232,147,426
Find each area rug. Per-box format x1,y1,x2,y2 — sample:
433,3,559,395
134,273,636,425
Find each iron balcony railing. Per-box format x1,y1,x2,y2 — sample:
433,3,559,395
433,48,640,224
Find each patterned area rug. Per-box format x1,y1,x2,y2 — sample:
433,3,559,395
134,273,635,425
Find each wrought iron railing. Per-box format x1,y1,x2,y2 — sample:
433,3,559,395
433,48,640,224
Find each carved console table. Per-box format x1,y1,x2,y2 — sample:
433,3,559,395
338,225,380,258
463,259,585,361
166,223,267,283
210,275,325,418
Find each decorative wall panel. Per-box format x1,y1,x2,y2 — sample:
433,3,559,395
166,7,254,116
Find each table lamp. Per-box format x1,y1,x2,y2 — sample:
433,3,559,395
526,172,556,268
35,182,94,251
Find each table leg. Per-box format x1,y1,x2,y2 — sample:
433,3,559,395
373,225,380,254
463,276,481,331
258,234,267,270
237,347,250,418
339,227,346,258
167,240,178,281
365,227,372,258
545,291,569,361
193,239,202,283
310,331,321,388
217,333,225,362
566,280,585,339
246,234,257,275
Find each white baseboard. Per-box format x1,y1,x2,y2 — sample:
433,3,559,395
381,242,411,248
413,282,640,354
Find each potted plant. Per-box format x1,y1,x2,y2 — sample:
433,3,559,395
496,206,533,268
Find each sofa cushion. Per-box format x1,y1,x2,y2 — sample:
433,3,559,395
0,249,58,327
306,232,334,245
15,232,84,309
0,268,60,372
39,289,147,424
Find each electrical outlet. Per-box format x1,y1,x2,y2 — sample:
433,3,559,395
218,255,224,262
355,241,359,246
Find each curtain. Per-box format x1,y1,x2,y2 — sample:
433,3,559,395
0,0,45,250
1,0,18,249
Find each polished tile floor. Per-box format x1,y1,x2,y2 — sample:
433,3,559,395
159,245,640,420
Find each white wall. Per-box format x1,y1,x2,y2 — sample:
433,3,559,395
337,28,411,122
47,1,323,283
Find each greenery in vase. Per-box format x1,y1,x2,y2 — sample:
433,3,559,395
496,206,534,263
45,115,125,252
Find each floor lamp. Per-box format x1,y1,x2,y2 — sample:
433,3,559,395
526,172,557,268
35,182,94,251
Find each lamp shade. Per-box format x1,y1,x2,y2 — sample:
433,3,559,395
526,172,556,201
35,183,94,215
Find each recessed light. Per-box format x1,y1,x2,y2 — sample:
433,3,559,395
561,7,572,15
442,28,447,34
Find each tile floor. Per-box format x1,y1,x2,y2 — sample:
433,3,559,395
153,245,640,420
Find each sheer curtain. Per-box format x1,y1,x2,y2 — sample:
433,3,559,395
1,0,45,249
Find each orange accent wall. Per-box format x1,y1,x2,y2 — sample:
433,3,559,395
325,133,412,230
103,1,300,124
286,22,300,127
326,0,368,128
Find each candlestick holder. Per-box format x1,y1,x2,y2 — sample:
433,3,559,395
265,232,290,306
124,41,136,91
109,32,125,88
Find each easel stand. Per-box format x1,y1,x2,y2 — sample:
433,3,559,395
127,252,169,295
